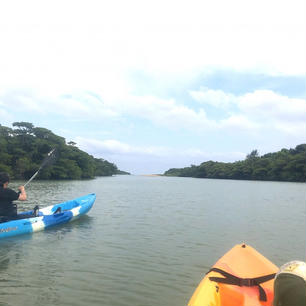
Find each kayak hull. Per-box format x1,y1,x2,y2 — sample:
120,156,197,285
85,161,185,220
0,193,96,239
188,244,278,306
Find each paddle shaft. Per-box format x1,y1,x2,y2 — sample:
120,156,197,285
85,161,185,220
24,171,39,187
24,149,56,187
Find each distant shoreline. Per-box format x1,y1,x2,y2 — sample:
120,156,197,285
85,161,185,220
163,144,306,183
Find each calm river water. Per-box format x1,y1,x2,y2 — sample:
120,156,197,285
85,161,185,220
0,176,305,306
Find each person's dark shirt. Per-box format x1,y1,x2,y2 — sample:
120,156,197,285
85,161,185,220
0,187,19,216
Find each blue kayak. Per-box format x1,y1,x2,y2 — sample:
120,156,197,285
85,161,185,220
0,193,96,239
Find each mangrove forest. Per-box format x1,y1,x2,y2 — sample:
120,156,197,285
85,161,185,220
0,122,129,180
164,145,306,182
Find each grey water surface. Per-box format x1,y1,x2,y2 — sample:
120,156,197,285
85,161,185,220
0,176,305,306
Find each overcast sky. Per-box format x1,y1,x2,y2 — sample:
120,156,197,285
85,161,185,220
0,0,305,174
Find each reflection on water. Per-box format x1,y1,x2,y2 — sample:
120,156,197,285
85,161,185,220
1,176,305,306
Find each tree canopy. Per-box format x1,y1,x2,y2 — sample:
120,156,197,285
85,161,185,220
0,122,130,180
164,145,306,182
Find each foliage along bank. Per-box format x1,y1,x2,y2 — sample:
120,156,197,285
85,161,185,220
0,122,130,180
164,145,306,182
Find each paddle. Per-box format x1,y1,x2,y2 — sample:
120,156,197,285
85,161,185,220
24,148,57,187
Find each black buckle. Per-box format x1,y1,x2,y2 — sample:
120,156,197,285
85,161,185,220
240,278,255,287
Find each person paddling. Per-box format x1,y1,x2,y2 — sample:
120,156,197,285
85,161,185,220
0,172,38,221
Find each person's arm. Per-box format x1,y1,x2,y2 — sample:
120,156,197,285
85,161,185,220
18,186,27,201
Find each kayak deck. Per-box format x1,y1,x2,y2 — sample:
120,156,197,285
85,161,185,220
188,244,278,306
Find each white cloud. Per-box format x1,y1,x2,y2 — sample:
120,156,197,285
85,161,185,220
0,0,305,97
2,88,211,130
0,89,119,119
75,137,171,157
58,93,119,119
0,1,305,136
75,137,246,162
2,85,305,139
2,89,43,113
1,87,219,132
220,115,260,131
75,136,246,174
116,95,217,131
189,87,236,109
190,88,306,135
237,90,306,137
238,90,306,123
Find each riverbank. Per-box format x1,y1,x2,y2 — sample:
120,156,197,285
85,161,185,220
163,144,306,183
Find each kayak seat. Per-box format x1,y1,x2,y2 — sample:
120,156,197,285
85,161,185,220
33,205,40,217
53,207,62,214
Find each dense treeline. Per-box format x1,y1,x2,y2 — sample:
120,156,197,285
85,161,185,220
0,122,129,180
164,145,306,182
